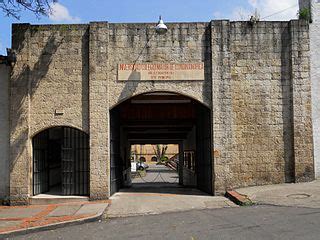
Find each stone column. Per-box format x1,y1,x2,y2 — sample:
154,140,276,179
211,20,232,194
89,22,110,199
289,20,314,182
9,24,31,205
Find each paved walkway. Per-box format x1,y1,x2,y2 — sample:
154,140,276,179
107,186,237,217
236,180,320,208
108,164,237,217
132,164,179,184
0,201,109,237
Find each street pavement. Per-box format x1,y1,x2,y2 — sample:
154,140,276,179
2,165,320,238
11,205,320,240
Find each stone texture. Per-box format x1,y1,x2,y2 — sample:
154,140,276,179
7,20,314,203
212,20,313,193
89,22,110,200
10,24,31,205
0,65,10,201
290,20,314,182
107,22,212,108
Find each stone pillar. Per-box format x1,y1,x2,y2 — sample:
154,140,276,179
211,20,232,194
89,22,110,199
289,20,314,182
9,24,31,205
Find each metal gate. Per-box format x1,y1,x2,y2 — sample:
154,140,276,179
33,127,89,196
196,105,213,194
61,127,89,195
110,109,122,195
33,130,49,195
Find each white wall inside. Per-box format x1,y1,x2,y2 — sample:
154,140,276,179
310,0,320,178
300,0,320,178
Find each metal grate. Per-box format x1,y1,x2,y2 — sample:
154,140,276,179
33,130,49,195
110,109,122,196
33,127,89,196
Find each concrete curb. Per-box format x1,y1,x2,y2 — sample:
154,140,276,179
0,208,106,239
225,191,254,206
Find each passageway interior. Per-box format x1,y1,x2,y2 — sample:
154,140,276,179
110,92,213,196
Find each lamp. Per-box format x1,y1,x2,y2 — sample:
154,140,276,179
155,16,168,35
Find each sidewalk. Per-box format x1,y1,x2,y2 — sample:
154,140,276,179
107,186,237,218
235,180,320,208
0,201,109,238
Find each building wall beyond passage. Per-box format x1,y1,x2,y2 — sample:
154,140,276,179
9,20,314,203
0,65,10,201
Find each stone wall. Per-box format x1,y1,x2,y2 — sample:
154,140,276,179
9,20,313,202
10,24,90,204
107,22,212,108
299,0,320,178
212,20,313,192
0,65,10,201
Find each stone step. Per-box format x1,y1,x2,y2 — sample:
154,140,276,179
30,195,89,205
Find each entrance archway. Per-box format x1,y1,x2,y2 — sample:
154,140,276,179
32,127,89,196
110,92,213,195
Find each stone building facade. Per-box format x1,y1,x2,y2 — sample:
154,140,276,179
299,0,320,178
0,18,315,205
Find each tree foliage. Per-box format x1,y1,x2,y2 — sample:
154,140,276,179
0,0,57,19
152,144,168,163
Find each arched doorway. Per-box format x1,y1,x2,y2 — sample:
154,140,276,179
110,92,213,195
32,127,89,196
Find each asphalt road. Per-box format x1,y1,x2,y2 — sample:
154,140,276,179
11,205,320,240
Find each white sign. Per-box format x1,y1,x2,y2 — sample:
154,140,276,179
118,63,205,81
131,162,137,172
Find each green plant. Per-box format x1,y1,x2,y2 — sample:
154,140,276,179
152,144,168,163
298,7,312,22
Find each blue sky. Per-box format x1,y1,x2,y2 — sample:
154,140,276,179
0,0,299,55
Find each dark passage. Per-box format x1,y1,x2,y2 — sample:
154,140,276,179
110,92,213,196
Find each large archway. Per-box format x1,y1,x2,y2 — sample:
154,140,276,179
110,92,213,195
32,127,89,196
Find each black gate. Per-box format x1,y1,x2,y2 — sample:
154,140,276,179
196,105,213,194
61,127,89,195
33,130,49,195
33,127,89,196
110,109,122,195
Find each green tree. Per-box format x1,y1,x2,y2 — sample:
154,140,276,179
152,144,168,163
1,0,57,19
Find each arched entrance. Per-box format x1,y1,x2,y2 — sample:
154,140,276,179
32,127,89,196
110,92,213,195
